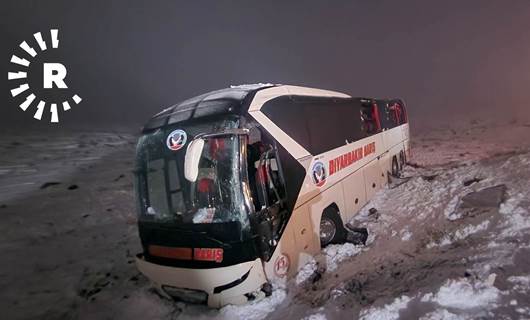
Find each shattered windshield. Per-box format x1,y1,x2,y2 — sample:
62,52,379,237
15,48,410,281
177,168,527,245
134,118,251,231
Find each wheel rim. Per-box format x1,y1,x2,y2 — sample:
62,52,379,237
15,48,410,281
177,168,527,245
320,217,336,244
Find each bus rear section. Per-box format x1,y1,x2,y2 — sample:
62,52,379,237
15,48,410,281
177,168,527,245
247,87,409,282
133,84,410,307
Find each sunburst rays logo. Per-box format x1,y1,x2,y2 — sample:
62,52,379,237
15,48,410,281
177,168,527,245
8,29,82,123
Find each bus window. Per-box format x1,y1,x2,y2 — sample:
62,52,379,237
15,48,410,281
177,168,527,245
377,99,393,130
304,99,363,154
360,101,380,136
146,158,171,219
389,101,406,125
262,96,364,156
260,96,311,155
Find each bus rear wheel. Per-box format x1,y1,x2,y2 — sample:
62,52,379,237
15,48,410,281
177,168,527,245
399,150,406,169
320,208,346,247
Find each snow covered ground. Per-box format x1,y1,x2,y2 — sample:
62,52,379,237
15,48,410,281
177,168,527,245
1,119,530,320
262,120,530,320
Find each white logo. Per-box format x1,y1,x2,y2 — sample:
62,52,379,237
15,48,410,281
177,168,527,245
8,29,82,123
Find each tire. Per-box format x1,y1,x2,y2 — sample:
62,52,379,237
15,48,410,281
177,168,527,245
399,151,405,170
320,207,347,247
391,156,400,177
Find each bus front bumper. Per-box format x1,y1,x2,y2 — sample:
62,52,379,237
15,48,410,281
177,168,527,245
135,254,267,308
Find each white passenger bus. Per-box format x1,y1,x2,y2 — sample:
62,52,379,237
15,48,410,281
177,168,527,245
134,84,410,307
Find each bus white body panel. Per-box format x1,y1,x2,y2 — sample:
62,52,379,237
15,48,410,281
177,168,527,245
136,256,267,307
248,86,410,282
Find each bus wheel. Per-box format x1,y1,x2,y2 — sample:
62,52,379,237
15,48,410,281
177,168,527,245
391,156,400,177
399,151,406,169
320,208,346,247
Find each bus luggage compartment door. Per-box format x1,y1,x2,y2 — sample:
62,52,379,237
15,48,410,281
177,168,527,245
341,170,367,222
363,159,386,200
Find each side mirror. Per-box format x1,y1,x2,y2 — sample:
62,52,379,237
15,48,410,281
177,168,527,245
184,138,205,182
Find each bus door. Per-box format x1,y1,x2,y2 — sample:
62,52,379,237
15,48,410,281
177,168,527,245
250,142,289,261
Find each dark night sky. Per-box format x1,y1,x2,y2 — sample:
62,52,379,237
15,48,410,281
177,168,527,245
2,0,530,131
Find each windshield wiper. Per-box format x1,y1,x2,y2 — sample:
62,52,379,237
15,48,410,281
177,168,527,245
195,232,232,249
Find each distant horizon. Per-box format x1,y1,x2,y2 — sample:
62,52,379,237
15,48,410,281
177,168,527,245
3,0,530,129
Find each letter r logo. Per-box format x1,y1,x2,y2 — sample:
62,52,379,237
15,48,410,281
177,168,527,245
43,63,68,88
8,29,82,123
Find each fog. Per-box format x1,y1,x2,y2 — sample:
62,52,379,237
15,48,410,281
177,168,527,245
2,0,530,131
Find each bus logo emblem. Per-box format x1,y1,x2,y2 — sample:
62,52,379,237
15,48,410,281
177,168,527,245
311,161,327,187
166,129,187,151
274,254,290,277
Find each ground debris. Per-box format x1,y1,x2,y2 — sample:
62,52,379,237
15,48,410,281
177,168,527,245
40,182,61,189
345,227,369,245
460,184,507,209
366,208,380,221
448,184,507,220
407,162,424,168
421,174,438,182
389,175,412,188
463,177,482,186
113,174,125,182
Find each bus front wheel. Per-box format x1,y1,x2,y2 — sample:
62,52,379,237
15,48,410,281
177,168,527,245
320,208,346,247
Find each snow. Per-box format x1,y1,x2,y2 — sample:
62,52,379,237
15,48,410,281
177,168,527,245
400,229,412,241
322,243,363,272
112,289,175,319
508,275,530,293
422,276,500,310
179,288,287,320
302,312,327,320
516,307,530,315
216,289,286,320
419,309,461,320
427,220,490,248
229,83,274,89
499,210,530,238
359,295,412,320
296,257,318,285
296,243,363,284
4,122,530,320
444,196,461,221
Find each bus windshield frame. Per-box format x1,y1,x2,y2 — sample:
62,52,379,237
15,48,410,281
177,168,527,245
134,118,254,241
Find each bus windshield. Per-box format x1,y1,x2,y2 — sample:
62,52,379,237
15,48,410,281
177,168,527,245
134,119,251,233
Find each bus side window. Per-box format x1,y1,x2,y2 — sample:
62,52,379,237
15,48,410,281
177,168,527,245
389,102,405,125
397,102,408,124
360,103,380,136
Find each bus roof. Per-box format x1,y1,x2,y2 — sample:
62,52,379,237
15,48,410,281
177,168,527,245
141,84,368,133
142,83,275,132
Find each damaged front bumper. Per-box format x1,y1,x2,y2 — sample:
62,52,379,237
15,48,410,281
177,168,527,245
135,254,268,308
